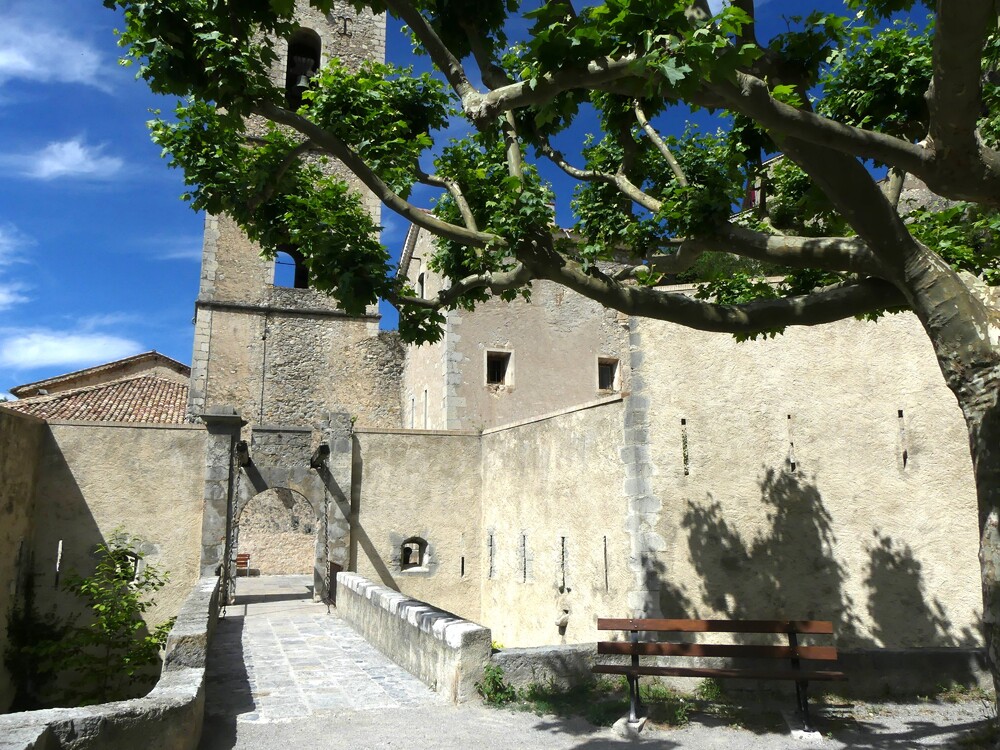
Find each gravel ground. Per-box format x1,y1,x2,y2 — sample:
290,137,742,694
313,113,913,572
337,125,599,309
199,693,995,749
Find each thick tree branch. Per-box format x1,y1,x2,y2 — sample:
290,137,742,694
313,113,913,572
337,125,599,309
465,55,639,125
536,137,662,213
927,0,995,164
503,112,524,182
392,263,533,310
634,102,688,186
709,72,1000,206
256,101,500,249
382,0,477,100
416,169,479,232
686,223,882,275
528,247,905,334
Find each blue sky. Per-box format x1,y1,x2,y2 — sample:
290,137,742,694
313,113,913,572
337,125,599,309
0,0,855,398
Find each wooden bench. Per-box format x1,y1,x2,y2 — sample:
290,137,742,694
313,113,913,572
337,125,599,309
593,618,846,728
235,553,251,577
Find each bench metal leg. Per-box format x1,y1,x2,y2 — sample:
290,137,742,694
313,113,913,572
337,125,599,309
628,675,641,722
795,680,812,731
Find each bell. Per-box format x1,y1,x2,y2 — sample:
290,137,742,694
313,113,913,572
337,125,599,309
295,74,311,91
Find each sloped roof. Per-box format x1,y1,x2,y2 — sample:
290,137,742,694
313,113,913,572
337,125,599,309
9,351,189,398
1,375,190,424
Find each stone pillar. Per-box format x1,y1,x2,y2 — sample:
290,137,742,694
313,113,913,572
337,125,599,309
199,407,246,578
319,412,353,600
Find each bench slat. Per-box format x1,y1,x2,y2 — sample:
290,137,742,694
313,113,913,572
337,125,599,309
597,641,838,661
597,618,834,634
592,664,847,682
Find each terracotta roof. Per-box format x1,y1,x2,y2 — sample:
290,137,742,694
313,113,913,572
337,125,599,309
10,351,190,398
1,375,189,424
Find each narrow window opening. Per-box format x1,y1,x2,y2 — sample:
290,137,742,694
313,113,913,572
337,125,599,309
681,419,690,476
486,351,511,386
603,535,609,593
400,536,427,571
416,272,426,299
488,533,495,579
898,409,908,468
54,539,63,589
274,247,309,289
460,556,466,578
285,28,321,109
559,536,570,593
409,396,415,429
787,413,797,474
598,358,619,391
423,389,428,429
520,533,528,583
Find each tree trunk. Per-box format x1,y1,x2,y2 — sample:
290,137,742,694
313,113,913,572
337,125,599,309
900,245,1000,716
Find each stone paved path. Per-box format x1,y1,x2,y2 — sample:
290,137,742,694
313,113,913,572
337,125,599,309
199,575,439,744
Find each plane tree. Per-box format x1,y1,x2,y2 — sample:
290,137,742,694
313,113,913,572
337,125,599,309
104,0,1000,704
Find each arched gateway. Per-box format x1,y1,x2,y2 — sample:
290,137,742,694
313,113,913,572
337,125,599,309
198,409,353,603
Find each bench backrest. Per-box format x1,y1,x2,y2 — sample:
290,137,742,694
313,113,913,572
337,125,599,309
597,619,837,661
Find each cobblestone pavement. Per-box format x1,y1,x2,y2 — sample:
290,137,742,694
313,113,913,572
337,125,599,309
200,575,439,733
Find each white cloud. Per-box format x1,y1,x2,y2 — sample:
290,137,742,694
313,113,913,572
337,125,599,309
0,138,124,181
0,330,143,370
19,138,123,180
0,19,107,90
0,223,33,264
0,282,29,310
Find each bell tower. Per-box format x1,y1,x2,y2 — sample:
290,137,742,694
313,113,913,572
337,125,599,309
187,2,402,429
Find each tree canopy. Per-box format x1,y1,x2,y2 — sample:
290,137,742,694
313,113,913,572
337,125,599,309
106,0,1000,709
104,0,999,344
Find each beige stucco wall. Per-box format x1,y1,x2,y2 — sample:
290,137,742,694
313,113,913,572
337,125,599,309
479,400,632,646
0,409,44,711
634,311,981,648
29,422,206,632
400,231,631,431
351,429,482,621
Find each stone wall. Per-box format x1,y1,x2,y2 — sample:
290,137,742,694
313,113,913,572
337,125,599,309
633,311,981,649
351,428,482,622
0,577,220,750
29,422,206,632
336,573,491,703
0,409,44,712
479,399,632,647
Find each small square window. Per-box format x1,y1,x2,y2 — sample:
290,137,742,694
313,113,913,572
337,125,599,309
598,358,618,391
486,351,511,385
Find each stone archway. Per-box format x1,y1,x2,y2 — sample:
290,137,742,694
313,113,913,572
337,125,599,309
235,487,317,576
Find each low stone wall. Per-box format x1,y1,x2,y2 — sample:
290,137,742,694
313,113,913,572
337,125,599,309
493,642,988,699
336,572,491,702
0,577,220,750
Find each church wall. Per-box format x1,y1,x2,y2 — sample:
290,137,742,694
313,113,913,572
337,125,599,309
351,428,483,622
0,409,44,712
633,311,982,650
479,399,631,646
28,422,206,635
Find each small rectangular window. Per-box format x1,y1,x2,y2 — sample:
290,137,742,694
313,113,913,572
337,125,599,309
598,358,618,391
486,351,511,385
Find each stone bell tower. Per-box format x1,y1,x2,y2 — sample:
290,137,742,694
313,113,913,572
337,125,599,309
187,2,402,430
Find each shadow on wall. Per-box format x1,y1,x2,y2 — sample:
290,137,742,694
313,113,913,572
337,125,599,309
679,467,979,651
345,436,399,591
8,440,161,711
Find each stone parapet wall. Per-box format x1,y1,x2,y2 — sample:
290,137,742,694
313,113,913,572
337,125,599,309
335,573,491,702
0,577,220,750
